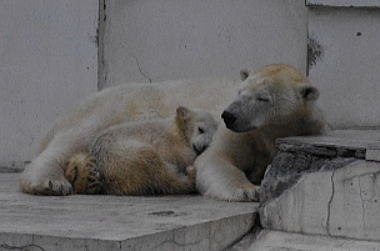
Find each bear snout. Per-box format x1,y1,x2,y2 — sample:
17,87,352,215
221,111,237,128
193,144,207,155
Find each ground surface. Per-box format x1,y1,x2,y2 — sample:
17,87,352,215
231,230,380,251
3,130,380,250
0,173,258,250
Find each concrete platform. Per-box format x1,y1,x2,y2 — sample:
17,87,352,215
231,230,380,251
260,129,380,242
0,174,258,251
276,129,380,159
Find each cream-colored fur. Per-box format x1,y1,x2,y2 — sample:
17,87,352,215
19,64,325,198
63,106,217,195
195,64,327,202
20,79,236,195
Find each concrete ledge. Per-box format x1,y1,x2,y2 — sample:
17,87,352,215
260,130,380,242
0,174,258,251
230,230,380,251
306,0,380,8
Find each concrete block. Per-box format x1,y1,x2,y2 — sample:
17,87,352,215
260,130,380,241
261,130,380,204
306,0,380,8
0,174,258,251
230,230,380,251
366,145,380,162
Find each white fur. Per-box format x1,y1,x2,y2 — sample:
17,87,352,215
195,65,325,202
20,78,237,195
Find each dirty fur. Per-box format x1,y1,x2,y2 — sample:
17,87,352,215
64,106,217,195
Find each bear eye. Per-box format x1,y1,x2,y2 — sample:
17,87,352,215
198,127,205,134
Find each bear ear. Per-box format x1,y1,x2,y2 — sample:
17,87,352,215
299,85,320,101
176,106,191,120
240,69,250,81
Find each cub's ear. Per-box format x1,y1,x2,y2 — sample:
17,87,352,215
240,69,250,81
299,85,319,101
176,106,191,120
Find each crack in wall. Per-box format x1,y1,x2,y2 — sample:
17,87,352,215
0,243,45,251
133,56,152,83
97,0,107,90
358,178,367,230
326,168,336,236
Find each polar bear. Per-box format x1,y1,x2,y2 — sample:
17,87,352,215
20,78,237,195
64,106,217,195
19,64,324,198
195,64,327,202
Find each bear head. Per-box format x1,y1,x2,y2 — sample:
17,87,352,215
222,64,322,133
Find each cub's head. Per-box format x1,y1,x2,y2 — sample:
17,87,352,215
222,64,321,133
175,106,218,155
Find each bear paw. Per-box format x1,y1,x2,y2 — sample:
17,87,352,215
20,176,73,196
19,163,73,196
203,183,260,202
233,184,260,202
45,178,73,196
65,154,102,194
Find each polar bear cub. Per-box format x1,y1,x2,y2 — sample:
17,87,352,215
64,106,217,195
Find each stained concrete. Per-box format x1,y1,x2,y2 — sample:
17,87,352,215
260,130,380,242
230,230,380,251
0,173,258,251
261,161,380,240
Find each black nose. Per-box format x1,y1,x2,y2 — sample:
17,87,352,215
221,111,236,127
193,144,207,155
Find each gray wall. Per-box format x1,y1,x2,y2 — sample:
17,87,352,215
101,0,308,87
308,7,380,129
0,0,99,167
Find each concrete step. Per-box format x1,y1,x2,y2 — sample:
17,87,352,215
230,230,380,251
260,130,380,242
0,173,258,251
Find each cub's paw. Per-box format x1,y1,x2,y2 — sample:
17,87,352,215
65,153,102,194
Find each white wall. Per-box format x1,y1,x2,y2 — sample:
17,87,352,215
101,0,308,87
0,0,99,168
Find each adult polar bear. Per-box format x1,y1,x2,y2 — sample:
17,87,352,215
195,64,326,201
20,74,238,195
20,64,325,200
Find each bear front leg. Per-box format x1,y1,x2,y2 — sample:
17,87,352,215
194,152,259,202
19,132,82,196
